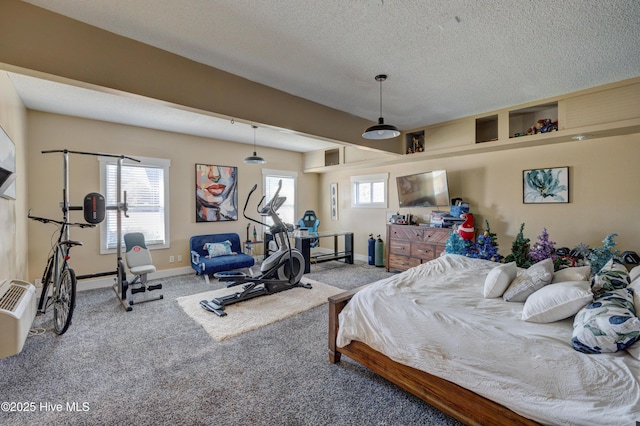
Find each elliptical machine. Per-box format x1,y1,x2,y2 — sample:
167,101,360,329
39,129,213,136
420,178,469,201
199,180,311,316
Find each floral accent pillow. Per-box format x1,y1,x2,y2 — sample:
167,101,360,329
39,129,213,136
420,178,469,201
571,288,640,354
503,258,554,302
591,259,630,296
204,241,234,258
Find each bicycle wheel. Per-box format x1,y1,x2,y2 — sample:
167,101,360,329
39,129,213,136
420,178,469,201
53,267,77,335
38,255,55,313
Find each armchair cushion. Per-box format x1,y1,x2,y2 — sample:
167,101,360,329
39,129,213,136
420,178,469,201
189,233,254,276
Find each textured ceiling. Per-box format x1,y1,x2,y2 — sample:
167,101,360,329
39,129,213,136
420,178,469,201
13,0,640,151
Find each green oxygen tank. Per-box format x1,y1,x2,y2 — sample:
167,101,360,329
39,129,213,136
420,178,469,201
375,234,384,267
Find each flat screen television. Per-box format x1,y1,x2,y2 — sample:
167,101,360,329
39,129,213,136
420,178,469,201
396,170,450,208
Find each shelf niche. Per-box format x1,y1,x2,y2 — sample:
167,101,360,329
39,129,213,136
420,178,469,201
324,148,340,167
475,115,498,143
509,102,558,138
405,130,425,154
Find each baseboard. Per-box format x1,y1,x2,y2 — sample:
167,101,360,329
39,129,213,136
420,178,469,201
76,265,194,292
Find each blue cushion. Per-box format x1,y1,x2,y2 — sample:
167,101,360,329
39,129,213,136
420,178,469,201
190,233,254,275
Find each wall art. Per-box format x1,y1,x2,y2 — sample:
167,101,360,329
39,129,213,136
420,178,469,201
523,166,569,204
195,164,238,222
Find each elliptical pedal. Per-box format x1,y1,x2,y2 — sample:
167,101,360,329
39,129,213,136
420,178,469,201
199,300,227,317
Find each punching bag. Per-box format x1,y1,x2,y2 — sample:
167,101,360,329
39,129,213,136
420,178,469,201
368,234,375,265
375,235,384,267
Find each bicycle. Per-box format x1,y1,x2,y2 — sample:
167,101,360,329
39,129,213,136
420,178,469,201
28,210,95,335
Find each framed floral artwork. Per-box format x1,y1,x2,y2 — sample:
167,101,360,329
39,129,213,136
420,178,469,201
195,164,238,222
523,166,569,204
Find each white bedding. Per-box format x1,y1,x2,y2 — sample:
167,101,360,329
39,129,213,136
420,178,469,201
337,254,640,425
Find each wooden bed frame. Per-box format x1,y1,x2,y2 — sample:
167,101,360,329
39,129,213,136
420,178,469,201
328,286,539,426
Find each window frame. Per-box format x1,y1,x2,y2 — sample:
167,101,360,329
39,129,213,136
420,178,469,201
350,173,389,208
98,155,171,254
261,168,298,226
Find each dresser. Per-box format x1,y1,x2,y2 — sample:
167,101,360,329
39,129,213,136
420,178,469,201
386,224,451,272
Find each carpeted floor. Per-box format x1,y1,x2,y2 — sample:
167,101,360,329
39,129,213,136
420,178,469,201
0,260,463,426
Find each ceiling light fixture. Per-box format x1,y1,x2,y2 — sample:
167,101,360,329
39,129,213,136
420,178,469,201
244,125,266,164
362,74,400,140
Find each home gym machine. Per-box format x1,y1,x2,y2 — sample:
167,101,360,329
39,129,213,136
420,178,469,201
41,149,162,312
200,180,311,316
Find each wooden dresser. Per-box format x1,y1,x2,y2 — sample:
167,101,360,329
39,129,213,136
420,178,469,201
386,224,451,272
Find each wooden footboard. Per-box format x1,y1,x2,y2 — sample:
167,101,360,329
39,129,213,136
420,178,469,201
328,288,539,426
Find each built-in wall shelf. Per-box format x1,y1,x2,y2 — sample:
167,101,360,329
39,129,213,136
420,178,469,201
405,130,425,154
324,148,340,166
303,77,640,173
509,101,558,138
475,115,498,143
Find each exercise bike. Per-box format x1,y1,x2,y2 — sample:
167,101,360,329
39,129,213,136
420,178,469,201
200,180,311,316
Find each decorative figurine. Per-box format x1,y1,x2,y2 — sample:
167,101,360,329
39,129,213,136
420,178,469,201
457,213,475,240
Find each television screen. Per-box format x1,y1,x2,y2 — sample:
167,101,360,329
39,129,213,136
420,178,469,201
396,170,450,207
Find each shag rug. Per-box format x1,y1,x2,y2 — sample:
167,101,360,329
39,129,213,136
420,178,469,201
177,277,342,341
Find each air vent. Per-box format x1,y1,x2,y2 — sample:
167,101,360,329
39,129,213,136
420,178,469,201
0,285,26,313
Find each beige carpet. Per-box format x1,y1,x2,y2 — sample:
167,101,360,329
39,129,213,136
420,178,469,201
177,278,343,341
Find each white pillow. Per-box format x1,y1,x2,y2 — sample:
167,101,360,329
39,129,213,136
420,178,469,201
522,281,593,323
483,262,517,298
552,266,591,283
630,265,640,283
503,258,554,302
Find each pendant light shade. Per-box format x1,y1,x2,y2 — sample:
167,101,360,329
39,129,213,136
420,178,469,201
362,74,400,140
244,125,266,164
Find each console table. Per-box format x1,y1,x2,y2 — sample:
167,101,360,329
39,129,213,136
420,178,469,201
386,224,451,272
295,231,354,273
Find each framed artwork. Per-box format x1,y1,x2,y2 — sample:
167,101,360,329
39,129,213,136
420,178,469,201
195,164,238,222
330,182,338,221
523,166,569,204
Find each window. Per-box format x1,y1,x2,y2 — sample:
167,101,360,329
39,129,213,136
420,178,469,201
99,156,170,253
351,173,388,208
262,169,297,226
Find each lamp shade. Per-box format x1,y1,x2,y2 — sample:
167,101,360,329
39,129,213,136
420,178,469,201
244,125,267,164
244,152,266,164
362,74,400,140
362,117,400,139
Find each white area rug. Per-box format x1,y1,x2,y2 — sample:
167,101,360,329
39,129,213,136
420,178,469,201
177,278,343,341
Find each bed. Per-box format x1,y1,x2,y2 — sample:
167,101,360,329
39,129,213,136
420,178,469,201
328,254,640,426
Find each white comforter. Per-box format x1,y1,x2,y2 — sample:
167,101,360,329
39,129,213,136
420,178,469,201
337,254,640,425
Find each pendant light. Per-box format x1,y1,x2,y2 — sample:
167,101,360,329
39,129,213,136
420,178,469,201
362,74,400,140
244,125,266,164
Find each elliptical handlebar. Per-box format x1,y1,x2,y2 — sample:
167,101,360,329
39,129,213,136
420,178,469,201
243,184,268,227
242,180,285,229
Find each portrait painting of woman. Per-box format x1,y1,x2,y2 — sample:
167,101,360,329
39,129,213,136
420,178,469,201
195,164,238,222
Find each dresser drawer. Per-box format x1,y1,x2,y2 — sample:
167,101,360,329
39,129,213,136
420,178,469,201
389,225,423,242
388,240,411,255
423,228,451,244
388,254,420,271
411,242,435,260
